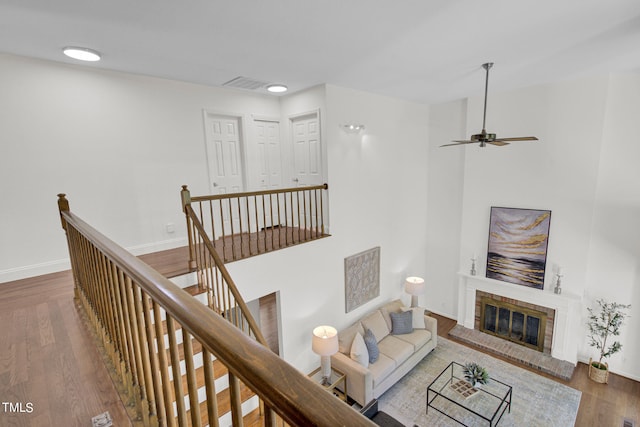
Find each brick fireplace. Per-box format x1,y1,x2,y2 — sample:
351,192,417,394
457,272,582,364
475,291,555,354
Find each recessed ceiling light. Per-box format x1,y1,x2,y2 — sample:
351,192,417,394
266,84,288,93
63,46,101,62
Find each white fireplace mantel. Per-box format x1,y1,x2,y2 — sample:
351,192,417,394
457,272,582,364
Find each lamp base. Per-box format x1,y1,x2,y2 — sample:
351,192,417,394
410,295,419,308
320,355,332,381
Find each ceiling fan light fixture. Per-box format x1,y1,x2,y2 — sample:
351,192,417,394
63,46,101,62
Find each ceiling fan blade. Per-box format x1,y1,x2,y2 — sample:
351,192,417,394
494,136,538,142
440,140,476,147
486,140,510,146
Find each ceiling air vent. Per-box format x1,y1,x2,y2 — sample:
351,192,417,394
623,419,636,427
223,76,269,91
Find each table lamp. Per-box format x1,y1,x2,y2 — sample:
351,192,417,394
312,325,338,385
405,276,425,308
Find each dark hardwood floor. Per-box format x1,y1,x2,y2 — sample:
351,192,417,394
0,271,134,427
1,245,638,426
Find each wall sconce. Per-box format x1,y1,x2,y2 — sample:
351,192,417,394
312,325,338,384
341,124,365,133
404,276,425,308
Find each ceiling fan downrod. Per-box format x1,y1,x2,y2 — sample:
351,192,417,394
481,62,493,134
440,61,538,148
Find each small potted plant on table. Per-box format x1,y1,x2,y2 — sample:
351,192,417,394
586,298,631,383
462,362,489,387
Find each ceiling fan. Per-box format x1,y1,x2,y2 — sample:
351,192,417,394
441,62,538,148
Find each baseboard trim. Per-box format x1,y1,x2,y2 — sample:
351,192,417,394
125,237,188,256
1,237,188,284
0,258,71,284
577,355,640,382
425,307,456,320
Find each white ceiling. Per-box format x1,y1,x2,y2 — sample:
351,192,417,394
2,0,640,104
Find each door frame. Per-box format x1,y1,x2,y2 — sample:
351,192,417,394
202,109,249,194
288,108,323,186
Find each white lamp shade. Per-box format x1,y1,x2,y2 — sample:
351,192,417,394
404,277,425,295
312,325,338,356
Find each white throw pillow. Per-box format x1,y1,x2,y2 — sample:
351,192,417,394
402,307,426,329
338,322,364,355
350,332,369,368
361,310,390,342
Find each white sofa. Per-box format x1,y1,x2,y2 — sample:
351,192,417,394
331,299,437,406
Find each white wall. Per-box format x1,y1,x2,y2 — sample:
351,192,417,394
229,85,431,372
0,54,432,375
585,73,640,379
0,53,280,281
429,73,640,380
425,99,466,317
4,52,637,380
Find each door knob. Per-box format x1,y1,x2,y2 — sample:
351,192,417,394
292,178,299,182
213,182,218,187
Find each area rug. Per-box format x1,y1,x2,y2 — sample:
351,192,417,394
377,337,581,427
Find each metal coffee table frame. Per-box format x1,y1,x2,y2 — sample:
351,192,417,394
427,361,512,427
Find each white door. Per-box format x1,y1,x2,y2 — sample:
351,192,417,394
290,112,323,230
291,112,322,187
254,119,283,229
203,113,245,194
254,119,282,190
203,112,245,235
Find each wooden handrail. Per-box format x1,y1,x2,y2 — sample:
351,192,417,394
58,194,374,427
189,183,328,202
184,203,268,346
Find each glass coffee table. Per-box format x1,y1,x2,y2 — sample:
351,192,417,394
427,361,512,426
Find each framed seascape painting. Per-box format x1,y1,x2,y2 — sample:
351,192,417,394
486,207,551,289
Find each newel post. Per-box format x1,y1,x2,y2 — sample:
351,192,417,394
57,193,70,230
181,185,197,270
57,193,80,298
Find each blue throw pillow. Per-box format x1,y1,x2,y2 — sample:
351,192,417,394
390,310,413,335
363,328,379,363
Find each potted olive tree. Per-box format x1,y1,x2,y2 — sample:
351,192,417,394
586,298,631,383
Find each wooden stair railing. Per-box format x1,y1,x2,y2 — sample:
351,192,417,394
182,184,330,266
182,198,268,345
57,194,373,427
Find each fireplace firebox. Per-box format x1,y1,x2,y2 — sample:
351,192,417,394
479,296,547,352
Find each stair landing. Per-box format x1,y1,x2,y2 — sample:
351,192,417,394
210,226,330,263
138,227,331,279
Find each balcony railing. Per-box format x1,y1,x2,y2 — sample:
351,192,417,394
57,193,372,427
182,184,330,266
